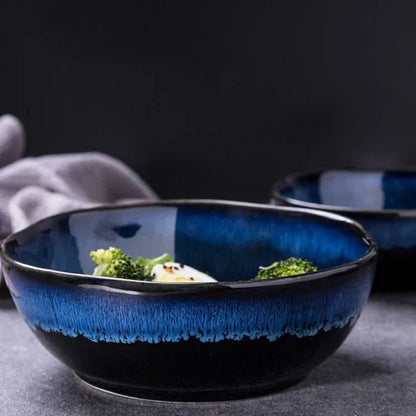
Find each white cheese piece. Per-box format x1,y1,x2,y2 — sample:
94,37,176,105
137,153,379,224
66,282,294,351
152,262,217,283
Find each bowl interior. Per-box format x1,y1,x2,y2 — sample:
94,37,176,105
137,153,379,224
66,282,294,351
6,202,370,282
279,170,416,210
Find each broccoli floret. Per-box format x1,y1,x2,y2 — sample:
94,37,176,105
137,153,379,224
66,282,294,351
90,247,149,280
254,257,317,280
90,247,172,281
136,253,173,275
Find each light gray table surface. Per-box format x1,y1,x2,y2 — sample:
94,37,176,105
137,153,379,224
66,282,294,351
0,290,415,416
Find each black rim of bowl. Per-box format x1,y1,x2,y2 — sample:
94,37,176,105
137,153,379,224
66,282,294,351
0,199,377,293
272,168,416,217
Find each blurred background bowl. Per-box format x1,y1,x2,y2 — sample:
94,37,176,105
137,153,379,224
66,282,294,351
1,200,376,401
271,169,416,291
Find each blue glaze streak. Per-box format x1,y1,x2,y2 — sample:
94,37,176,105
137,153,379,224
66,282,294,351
112,224,141,238
175,206,366,282
9,269,372,344
383,172,416,210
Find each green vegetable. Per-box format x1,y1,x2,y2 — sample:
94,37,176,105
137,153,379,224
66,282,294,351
254,257,317,280
136,253,173,275
90,247,172,281
90,247,316,283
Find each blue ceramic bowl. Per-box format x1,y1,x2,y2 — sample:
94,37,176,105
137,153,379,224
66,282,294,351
271,169,416,291
1,200,376,401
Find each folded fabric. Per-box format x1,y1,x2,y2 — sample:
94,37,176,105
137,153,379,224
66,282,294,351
0,114,158,239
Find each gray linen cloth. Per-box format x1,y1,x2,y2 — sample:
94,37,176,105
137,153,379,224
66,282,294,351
0,114,158,239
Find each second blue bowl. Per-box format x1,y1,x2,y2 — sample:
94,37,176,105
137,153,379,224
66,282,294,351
272,169,416,290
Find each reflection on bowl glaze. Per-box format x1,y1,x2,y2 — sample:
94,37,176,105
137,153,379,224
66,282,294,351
272,169,416,291
1,200,376,401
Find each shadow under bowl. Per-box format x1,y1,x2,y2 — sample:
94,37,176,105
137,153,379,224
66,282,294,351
272,169,416,291
0,200,376,401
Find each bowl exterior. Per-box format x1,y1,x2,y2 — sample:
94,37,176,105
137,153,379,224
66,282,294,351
3,257,375,400
335,212,416,291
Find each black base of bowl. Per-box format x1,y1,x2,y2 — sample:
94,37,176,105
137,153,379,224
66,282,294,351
34,325,352,402
76,372,306,402
373,248,416,291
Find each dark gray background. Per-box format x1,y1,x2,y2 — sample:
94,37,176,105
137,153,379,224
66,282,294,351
0,1,414,201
